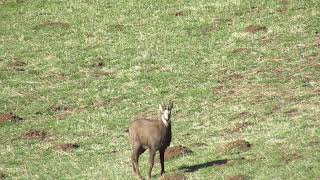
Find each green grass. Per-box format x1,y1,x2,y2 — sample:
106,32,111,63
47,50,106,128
1,0,320,179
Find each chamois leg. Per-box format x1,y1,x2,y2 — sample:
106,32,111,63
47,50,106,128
132,145,145,179
147,148,156,180
159,148,165,175
131,146,145,173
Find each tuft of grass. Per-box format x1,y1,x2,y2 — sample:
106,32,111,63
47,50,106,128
1,0,320,179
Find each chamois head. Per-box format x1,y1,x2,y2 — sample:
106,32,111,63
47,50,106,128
159,102,173,127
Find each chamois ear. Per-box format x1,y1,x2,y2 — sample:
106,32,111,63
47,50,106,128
168,102,173,110
159,104,165,112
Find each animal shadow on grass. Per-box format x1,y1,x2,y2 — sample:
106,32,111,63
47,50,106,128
178,159,229,172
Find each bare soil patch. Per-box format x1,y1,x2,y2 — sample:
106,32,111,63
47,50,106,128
24,130,48,140
0,112,23,122
164,145,192,161
160,173,186,180
227,175,248,180
245,25,267,33
54,143,79,151
7,60,27,71
220,140,251,154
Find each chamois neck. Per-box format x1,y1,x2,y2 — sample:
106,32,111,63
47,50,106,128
161,116,171,128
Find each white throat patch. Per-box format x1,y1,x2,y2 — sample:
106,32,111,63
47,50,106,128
162,116,168,127
161,110,170,127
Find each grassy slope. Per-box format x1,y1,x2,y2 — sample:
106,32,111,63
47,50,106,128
1,0,320,179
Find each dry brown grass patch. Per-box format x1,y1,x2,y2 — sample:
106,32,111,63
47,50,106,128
164,145,192,161
0,112,23,122
7,59,27,71
24,130,48,140
245,25,267,33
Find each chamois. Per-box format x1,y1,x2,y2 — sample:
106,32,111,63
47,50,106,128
129,102,173,179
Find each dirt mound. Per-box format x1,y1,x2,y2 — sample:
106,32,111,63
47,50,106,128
165,145,192,161
0,113,23,122
24,130,47,140
7,60,27,71
245,25,267,33
220,140,251,154
228,175,248,180
160,173,186,180
54,143,79,151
